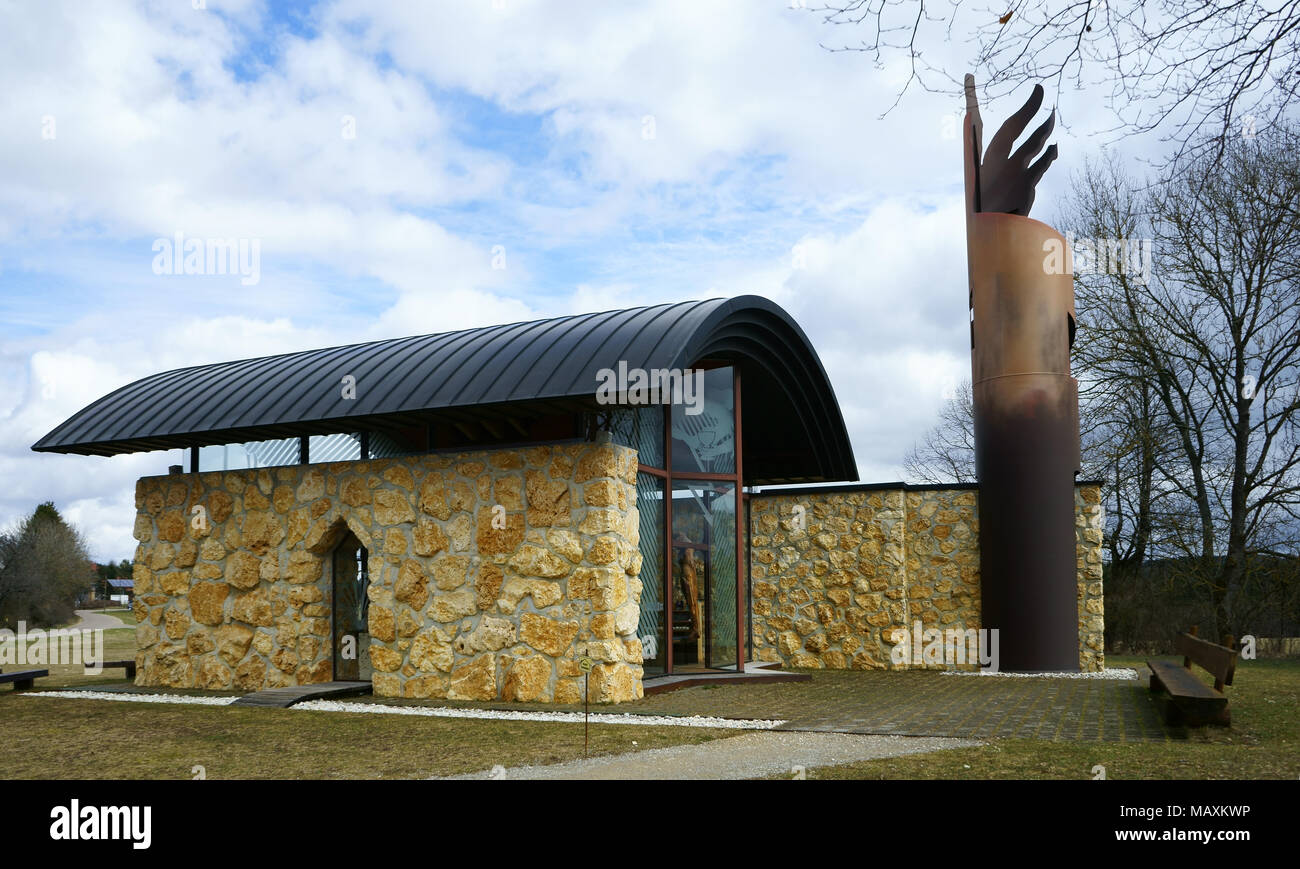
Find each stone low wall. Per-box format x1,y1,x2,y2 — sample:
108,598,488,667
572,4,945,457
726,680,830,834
131,440,644,703
1076,484,1105,671
749,483,1105,672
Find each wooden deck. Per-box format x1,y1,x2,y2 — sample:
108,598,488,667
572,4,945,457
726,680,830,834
230,681,372,708
643,662,809,696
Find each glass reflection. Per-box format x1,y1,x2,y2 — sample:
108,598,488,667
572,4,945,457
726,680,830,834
671,367,734,474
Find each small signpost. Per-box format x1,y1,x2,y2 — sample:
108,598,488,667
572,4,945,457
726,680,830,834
579,656,593,756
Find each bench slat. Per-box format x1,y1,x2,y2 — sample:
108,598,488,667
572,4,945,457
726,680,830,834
0,669,49,691
1174,633,1237,689
1148,661,1221,699
1148,660,1230,726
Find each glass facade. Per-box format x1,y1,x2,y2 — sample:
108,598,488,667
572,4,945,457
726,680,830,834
608,404,664,468
628,364,744,675
706,482,738,668
669,480,737,668
670,367,735,474
197,436,300,471
635,472,666,675
189,430,412,471
310,433,362,463
369,430,424,459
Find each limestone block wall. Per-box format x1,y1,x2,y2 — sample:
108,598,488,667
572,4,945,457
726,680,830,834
131,440,644,703
749,483,1104,672
1076,484,1105,671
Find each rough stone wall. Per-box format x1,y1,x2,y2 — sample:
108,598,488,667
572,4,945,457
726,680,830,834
902,489,982,659
131,440,645,703
749,484,1104,672
749,489,906,669
1076,483,1105,671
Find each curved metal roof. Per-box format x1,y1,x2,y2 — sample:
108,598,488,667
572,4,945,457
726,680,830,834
32,295,857,483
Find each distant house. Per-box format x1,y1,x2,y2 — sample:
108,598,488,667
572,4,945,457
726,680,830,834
106,578,134,606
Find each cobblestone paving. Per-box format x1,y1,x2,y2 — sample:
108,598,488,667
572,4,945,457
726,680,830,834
207,668,1170,743
622,670,1170,743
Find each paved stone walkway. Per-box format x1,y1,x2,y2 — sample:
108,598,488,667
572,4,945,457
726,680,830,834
443,732,980,780
307,668,1174,744
607,670,1169,743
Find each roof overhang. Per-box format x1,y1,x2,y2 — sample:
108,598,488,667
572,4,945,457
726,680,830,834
32,296,858,484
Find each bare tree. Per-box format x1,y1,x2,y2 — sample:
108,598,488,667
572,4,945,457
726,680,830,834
1059,129,1300,638
1060,153,1182,573
1080,375,1171,569
903,378,977,483
812,1,1300,157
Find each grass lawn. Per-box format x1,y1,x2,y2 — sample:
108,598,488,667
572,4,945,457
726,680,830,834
2,623,736,779
1,618,734,779
6,633,1295,779
0,627,139,688
0,693,732,779
798,656,1300,779
100,608,137,627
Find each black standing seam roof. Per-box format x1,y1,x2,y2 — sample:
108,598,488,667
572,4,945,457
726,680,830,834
31,295,858,482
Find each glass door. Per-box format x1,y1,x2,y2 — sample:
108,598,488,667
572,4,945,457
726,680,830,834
670,480,737,670
636,472,667,676
332,532,371,682
623,363,745,675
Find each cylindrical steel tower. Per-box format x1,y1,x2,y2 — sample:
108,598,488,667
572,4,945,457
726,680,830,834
963,76,1081,672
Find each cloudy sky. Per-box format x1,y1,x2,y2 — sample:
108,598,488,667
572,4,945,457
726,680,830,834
0,0,1156,562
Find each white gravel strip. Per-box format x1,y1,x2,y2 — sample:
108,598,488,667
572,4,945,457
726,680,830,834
22,690,240,706
443,732,981,780
940,668,1139,679
294,699,784,730
20,691,781,728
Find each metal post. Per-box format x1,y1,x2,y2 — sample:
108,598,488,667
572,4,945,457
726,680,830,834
663,404,674,675
734,367,744,672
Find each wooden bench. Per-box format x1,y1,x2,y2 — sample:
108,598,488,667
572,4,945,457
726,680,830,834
1147,627,1238,726
0,668,49,691
101,660,137,679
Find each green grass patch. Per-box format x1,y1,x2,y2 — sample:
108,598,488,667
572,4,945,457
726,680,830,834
0,694,732,779
800,656,1300,779
0,627,138,689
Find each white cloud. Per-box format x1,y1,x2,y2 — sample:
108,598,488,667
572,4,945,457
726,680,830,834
0,0,1170,560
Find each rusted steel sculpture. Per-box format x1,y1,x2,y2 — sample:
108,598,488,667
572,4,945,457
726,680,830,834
964,75,1081,671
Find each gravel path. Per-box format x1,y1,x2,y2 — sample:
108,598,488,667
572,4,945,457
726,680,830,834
442,731,980,780
940,668,1140,680
71,609,126,632
24,690,238,706
294,699,783,729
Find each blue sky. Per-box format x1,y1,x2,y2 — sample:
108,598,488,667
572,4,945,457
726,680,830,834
0,0,1174,560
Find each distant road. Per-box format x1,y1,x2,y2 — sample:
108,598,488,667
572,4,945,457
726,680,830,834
71,609,127,632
